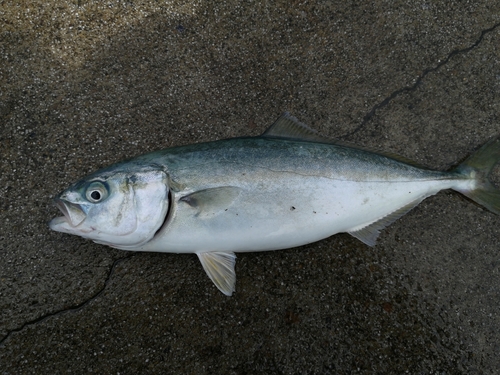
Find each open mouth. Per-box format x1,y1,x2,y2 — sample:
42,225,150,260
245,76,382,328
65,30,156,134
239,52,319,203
53,198,86,228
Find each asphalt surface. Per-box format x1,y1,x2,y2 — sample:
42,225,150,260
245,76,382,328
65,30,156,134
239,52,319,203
1,1,500,374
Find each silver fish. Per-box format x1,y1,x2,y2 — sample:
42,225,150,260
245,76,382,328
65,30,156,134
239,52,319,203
49,113,500,295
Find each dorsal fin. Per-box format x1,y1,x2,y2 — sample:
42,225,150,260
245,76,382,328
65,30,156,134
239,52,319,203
262,113,430,169
261,112,331,143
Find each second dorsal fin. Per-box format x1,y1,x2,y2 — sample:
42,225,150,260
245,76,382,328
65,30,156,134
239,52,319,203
262,113,431,169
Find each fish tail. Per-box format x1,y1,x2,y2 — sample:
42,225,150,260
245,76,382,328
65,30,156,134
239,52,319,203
453,136,500,215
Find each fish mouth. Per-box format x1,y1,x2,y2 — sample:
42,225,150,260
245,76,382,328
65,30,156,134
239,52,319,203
49,198,87,230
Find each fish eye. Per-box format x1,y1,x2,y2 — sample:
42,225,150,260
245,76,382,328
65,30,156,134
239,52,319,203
85,181,109,203
90,190,101,200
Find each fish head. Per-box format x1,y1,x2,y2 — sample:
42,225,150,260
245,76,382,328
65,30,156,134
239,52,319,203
49,167,169,249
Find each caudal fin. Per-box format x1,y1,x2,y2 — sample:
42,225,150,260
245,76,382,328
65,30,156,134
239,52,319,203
454,137,500,215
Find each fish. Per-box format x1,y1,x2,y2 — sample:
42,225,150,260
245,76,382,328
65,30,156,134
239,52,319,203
49,113,500,296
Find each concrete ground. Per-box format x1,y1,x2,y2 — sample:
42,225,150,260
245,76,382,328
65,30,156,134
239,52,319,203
1,1,500,373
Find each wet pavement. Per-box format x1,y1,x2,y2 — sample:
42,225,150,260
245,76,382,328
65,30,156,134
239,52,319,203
1,1,500,373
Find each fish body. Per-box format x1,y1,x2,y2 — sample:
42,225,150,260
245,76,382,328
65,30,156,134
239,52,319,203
50,114,500,295
135,137,464,253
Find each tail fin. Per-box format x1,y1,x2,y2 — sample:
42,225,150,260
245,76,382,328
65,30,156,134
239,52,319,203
454,137,500,215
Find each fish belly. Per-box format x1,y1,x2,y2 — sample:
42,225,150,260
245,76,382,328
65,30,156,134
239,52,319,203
142,173,463,254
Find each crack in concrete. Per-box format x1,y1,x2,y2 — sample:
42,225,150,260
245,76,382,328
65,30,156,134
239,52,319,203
0,253,136,348
343,22,500,139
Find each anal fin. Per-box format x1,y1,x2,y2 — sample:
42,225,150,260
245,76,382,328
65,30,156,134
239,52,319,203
197,251,237,296
348,198,426,246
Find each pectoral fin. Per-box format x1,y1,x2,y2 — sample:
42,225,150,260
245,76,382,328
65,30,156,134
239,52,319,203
197,251,237,296
180,187,242,218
